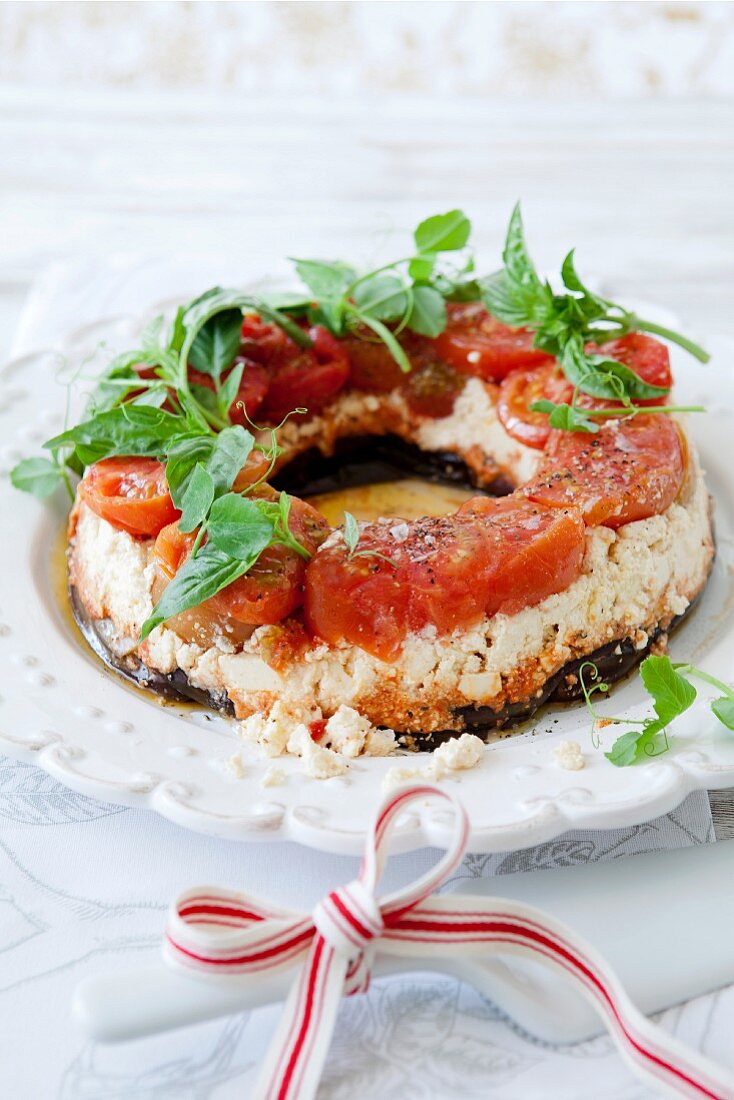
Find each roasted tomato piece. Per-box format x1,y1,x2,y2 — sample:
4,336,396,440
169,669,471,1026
259,325,350,423
402,514,498,634
433,302,552,382
304,526,410,661
524,414,684,528
458,496,586,615
155,497,329,629
402,359,466,418
152,524,254,646
80,457,179,538
497,361,561,450
343,335,407,393
240,315,294,367
304,498,586,659
189,361,269,424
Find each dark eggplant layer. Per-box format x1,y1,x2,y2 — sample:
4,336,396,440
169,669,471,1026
271,434,514,498
69,583,698,748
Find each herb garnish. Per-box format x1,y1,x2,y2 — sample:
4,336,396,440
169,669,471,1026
286,210,477,373
481,205,709,432
580,656,734,766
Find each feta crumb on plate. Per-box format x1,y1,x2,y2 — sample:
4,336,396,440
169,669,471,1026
554,739,585,771
383,733,484,791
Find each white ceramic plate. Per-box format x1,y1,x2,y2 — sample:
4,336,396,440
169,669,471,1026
2,307,734,855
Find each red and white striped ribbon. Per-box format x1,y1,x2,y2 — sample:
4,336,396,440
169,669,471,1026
164,785,734,1100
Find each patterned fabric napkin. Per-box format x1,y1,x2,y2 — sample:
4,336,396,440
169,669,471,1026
1,261,727,1099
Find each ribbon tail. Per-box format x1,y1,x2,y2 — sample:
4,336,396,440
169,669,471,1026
252,933,349,1100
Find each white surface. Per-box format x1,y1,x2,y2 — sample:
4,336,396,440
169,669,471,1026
1,257,733,853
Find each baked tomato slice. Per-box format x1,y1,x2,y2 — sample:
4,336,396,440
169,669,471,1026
458,496,586,615
304,525,410,661
523,414,685,528
80,457,179,538
497,333,672,449
304,498,586,659
433,302,552,382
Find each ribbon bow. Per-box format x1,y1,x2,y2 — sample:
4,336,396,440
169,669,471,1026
165,785,731,1100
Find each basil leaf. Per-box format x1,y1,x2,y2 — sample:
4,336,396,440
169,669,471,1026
352,274,409,322
10,456,65,498
480,270,550,329
530,400,599,434
407,285,447,337
414,210,471,253
206,494,275,560
45,406,189,466
343,510,359,554
165,436,215,509
166,426,253,512
218,360,245,418
711,697,734,730
206,425,254,494
189,308,242,382
170,305,187,353
178,463,215,533
640,655,697,726
140,543,255,640
292,259,356,301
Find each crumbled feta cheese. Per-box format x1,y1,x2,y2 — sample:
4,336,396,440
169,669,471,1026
554,740,585,771
365,727,397,757
225,752,246,778
261,765,286,788
428,733,484,777
382,733,484,791
287,723,348,779
324,705,372,758
239,701,316,758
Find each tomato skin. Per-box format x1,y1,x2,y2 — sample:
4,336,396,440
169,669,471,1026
497,362,560,450
402,359,466,418
304,498,586,660
80,458,180,538
458,496,586,615
433,302,552,382
304,536,410,662
258,325,350,423
524,414,684,528
343,336,407,393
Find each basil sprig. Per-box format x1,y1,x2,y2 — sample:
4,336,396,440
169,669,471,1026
581,655,734,766
287,209,476,372
482,204,709,432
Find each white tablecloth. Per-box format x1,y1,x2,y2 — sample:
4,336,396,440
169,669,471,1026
3,261,734,1100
